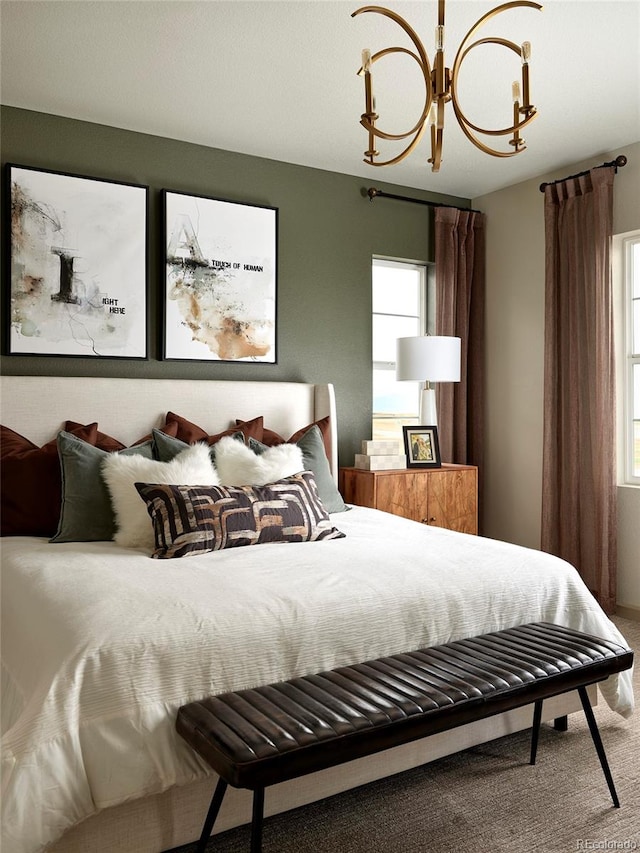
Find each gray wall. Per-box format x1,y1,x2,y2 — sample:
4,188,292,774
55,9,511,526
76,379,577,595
1,106,469,466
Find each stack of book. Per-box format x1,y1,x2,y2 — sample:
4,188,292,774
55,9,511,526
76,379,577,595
354,440,406,470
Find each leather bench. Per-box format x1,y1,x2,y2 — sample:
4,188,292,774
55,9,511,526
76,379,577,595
176,622,633,852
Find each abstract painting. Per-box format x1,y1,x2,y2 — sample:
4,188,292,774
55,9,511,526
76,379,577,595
163,190,277,362
7,164,148,358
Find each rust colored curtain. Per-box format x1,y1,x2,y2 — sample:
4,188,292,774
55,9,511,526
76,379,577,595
434,208,486,480
542,167,616,613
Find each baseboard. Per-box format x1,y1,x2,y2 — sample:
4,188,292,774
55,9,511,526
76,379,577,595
615,604,640,622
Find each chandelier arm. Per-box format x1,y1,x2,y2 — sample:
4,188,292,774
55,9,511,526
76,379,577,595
362,124,429,167
454,114,523,158
453,0,542,62
361,117,427,143
448,1,542,154
451,37,537,137
353,5,434,162
360,47,432,141
373,45,420,62
455,106,538,138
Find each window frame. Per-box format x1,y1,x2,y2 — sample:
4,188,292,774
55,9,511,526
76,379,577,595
371,257,433,440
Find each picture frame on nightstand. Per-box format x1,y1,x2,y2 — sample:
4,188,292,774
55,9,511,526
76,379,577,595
403,425,441,468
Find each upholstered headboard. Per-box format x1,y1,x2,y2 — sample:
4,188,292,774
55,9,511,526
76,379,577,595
0,376,338,480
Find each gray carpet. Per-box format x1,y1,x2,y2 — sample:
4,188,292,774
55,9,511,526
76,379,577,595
174,617,639,852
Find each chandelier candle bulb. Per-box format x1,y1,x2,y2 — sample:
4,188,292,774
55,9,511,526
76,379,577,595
512,80,521,103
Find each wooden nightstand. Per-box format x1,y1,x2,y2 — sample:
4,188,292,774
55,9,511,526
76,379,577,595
339,464,478,535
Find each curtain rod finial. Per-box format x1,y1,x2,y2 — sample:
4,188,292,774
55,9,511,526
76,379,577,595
615,155,627,170
367,187,381,202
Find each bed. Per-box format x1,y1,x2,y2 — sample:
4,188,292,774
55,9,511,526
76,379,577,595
0,375,634,853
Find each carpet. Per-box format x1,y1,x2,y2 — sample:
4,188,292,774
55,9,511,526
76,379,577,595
174,617,639,852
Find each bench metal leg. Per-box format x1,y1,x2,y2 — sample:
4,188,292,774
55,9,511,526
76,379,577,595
195,777,229,853
250,787,265,853
530,700,543,765
578,686,620,808
532,706,568,764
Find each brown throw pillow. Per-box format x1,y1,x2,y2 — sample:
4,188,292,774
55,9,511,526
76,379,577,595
1,421,98,536
165,412,264,445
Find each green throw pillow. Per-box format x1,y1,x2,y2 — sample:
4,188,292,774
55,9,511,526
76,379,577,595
152,429,190,462
51,431,153,543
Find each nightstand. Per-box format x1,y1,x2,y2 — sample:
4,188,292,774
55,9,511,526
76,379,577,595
339,464,478,535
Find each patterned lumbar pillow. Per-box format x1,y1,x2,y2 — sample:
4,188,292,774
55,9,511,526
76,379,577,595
135,471,345,559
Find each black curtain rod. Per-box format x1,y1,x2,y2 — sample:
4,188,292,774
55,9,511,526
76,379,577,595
366,187,482,215
538,155,628,193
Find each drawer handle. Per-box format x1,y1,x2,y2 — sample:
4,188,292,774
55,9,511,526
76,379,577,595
421,517,437,524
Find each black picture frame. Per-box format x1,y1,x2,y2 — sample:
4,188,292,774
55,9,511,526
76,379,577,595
5,163,148,359
403,425,442,468
162,189,278,362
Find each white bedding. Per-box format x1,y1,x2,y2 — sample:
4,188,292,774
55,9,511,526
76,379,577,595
1,507,634,853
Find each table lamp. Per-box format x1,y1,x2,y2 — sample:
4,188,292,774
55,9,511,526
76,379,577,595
396,335,461,425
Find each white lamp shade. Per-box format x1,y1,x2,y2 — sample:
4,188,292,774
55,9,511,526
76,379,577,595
396,336,461,382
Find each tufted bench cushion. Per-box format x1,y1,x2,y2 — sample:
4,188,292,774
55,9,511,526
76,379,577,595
177,622,633,851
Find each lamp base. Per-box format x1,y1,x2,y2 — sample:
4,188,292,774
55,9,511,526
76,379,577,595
420,387,438,426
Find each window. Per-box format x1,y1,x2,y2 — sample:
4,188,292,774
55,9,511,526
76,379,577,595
371,258,433,441
622,233,640,484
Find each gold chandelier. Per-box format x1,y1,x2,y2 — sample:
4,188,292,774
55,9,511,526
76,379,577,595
353,0,542,172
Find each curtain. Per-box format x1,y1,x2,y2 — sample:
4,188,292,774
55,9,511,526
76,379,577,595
434,207,486,481
542,166,616,613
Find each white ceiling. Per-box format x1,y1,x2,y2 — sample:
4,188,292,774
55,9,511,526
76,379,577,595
1,0,638,199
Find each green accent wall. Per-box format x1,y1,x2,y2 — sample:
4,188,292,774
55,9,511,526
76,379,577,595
1,106,470,465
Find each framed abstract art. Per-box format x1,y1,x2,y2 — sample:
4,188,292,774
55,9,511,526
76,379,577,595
6,164,148,358
162,190,278,362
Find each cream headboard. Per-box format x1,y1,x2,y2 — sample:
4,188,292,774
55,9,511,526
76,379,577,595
0,376,338,480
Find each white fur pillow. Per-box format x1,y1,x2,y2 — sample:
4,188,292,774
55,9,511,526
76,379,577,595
102,443,218,549
214,435,304,486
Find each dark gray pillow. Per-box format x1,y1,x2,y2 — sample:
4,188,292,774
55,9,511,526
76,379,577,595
51,431,153,543
152,428,244,463
152,429,190,462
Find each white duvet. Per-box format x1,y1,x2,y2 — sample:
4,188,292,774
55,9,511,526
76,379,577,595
1,507,634,853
